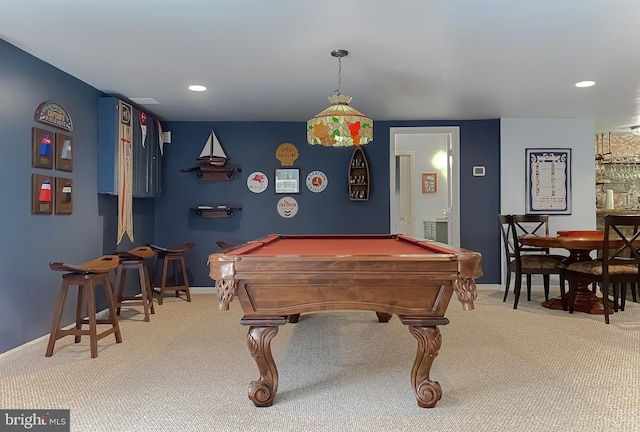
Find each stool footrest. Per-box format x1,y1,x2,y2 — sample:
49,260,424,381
54,327,119,340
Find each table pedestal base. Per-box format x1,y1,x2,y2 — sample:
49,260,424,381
542,288,606,315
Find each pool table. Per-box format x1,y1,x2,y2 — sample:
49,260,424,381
208,234,482,408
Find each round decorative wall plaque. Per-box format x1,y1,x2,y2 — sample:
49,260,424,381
306,170,328,193
277,197,298,218
247,171,268,193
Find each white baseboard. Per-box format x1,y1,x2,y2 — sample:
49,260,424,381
0,334,52,364
189,286,216,294
478,283,502,291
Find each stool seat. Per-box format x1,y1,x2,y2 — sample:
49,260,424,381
46,255,122,358
115,246,155,260
113,246,155,321
216,240,239,251
149,243,194,255
149,243,194,305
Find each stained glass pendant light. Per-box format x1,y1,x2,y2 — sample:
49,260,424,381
307,50,373,147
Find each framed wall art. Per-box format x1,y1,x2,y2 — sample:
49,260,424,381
525,148,571,215
54,177,73,215
31,173,54,214
274,168,300,194
32,127,54,169
55,133,73,172
422,172,437,194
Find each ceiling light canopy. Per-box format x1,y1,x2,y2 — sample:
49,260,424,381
307,50,373,147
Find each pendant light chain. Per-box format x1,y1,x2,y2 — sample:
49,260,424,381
334,56,342,96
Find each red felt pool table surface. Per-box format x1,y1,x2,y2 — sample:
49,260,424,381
226,234,456,256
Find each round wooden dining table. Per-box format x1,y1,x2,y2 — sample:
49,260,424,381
519,230,607,314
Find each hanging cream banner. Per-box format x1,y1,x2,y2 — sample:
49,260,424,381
117,100,134,244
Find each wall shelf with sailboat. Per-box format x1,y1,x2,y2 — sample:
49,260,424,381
181,130,241,180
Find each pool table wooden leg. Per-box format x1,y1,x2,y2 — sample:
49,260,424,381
400,316,450,408
375,312,392,322
241,317,288,407
287,313,300,323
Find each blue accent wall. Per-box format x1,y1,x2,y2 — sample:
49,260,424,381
156,120,501,288
0,38,501,355
0,39,156,354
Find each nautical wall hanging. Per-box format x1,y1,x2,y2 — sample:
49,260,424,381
181,129,241,180
275,142,298,166
139,111,147,148
199,129,228,166
31,174,53,214
34,101,73,132
117,100,134,243
32,127,54,169
156,119,164,155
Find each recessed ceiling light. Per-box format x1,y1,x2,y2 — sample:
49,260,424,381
188,84,207,92
575,81,595,88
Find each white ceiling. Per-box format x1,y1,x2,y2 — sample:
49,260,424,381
2,0,640,133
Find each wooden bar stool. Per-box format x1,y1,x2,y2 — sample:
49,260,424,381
46,255,122,358
113,246,155,322
149,242,194,305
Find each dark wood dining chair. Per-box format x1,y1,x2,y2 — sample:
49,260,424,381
563,214,640,324
499,214,567,309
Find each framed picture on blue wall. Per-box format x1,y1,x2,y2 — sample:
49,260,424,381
55,133,73,172
32,127,54,169
274,168,300,194
525,148,571,215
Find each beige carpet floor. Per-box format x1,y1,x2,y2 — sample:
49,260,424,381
1,289,639,432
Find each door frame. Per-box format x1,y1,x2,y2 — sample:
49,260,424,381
389,126,461,247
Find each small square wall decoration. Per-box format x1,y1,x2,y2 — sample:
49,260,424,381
55,133,73,172
31,174,54,214
32,127,54,169
54,177,73,215
422,172,437,194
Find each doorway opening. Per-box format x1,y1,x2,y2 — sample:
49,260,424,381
389,127,460,247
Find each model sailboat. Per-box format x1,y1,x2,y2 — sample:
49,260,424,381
181,129,241,180
197,130,228,167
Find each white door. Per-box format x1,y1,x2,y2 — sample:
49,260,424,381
397,152,414,235
389,127,460,247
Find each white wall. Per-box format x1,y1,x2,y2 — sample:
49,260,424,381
396,133,449,238
501,118,596,231
500,117,596,284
